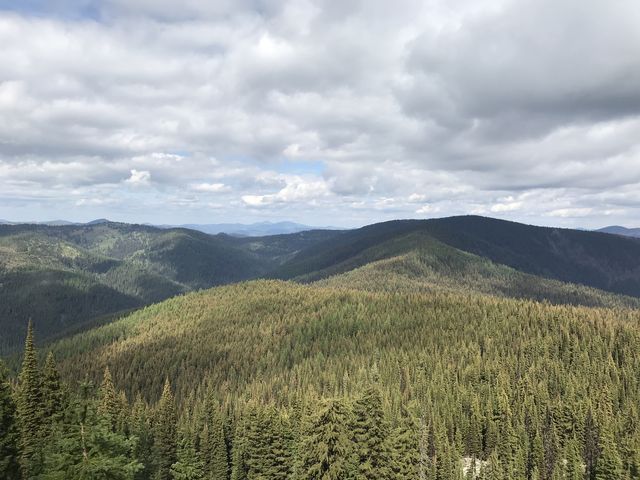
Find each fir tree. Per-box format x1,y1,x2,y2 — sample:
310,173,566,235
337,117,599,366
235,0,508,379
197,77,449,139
201,400,229,480
153,379,178,480
16,321,43,479
131,394,153,480
171,434,204,480
98,366,120,431
40,381,142,480
297,398,357,480
351,386,392,479
230,416,249,480
595,430,623,480
0,360,20,480
389,410,420,479
41,352,65,428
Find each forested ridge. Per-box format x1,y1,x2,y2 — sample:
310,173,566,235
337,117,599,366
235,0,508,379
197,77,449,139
3,216,640,478
0,222,338,353
2,278,640,478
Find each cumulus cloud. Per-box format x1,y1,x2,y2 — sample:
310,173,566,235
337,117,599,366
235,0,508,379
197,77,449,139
125,169,151,185
0,0,639,227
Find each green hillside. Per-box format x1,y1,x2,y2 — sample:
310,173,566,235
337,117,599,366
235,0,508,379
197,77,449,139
273,216,640,299
0,223,339,353
18,278,639,478
312,231,640,309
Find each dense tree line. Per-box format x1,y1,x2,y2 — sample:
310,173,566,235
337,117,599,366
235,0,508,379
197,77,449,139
4,282,640,478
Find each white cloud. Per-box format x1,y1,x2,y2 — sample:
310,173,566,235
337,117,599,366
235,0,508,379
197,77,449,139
1,1,640,227
191,182,230,192
125,169,151,185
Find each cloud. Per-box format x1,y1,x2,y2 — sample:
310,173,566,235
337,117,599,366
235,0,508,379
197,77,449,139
242,175,329,207
191,182,230,192
0,0,639,227
125,169,151,185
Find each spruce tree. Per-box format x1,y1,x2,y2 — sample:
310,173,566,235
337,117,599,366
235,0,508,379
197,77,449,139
16,321,43,479
131,394,153,480
561,436,583,480
171,433,204,480
98,366,120,431
351,386,392,479
0,360,20,480
41,352,65,428
40,381,142,480
595,430,623,480
390,413,421,479
230,416,249,480
153,379,178,480
201,400,229,480
297,398,357,480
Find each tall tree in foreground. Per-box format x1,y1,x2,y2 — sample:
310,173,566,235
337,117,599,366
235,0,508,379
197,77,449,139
389,408,420,479
153,379,178,480
40,381,142,480
352,386,392,479
201,400,229,480
170,430,204,480
297,398,357,480
0,360,20,480
41,352,65,429
16,321,43,479
98,366,120,432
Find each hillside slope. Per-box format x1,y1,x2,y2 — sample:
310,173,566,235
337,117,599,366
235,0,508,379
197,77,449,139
312,231,640,309
273,216,640,298
0,222,339,352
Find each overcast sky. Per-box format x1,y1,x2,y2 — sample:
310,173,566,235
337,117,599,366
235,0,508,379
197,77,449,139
1,0,639,228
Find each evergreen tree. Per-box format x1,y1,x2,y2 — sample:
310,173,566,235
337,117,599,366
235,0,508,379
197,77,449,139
595,430,623,480
297,398,357,480
244,405,291,479
230,416,249,480
98,366,120,431
0,360,20,480
351,386,392,479
201,400,229,480
561,436,583,480
131,394,153,480
389,410,420,479
16,321,43,479
171,434,204,480
41,352,65,428
40,381,142,480
153,379,178,480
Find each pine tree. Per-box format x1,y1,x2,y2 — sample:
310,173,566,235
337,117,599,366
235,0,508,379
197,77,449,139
389,410,420,479
561,436,583,480
40,381,142,480
171,434,204,480
244,405,291,479
41,352,65,428
230,416,249,480
202,400,229,480
16,321,43,479
98,366,120,431
153,379,178,480
0,360,20,480
595,430,623,480
351,386,392,479
131,394,153,480
297,398,357,480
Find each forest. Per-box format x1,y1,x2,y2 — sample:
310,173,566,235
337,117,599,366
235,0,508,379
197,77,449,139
3,277,640,479
3,217,640,479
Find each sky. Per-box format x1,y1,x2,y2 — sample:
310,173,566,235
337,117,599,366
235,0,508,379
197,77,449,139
1,0,639,228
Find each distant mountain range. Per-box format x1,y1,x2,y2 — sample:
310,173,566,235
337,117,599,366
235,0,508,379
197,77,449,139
0,219,334,236
163,221,338,236
597,225,640,238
